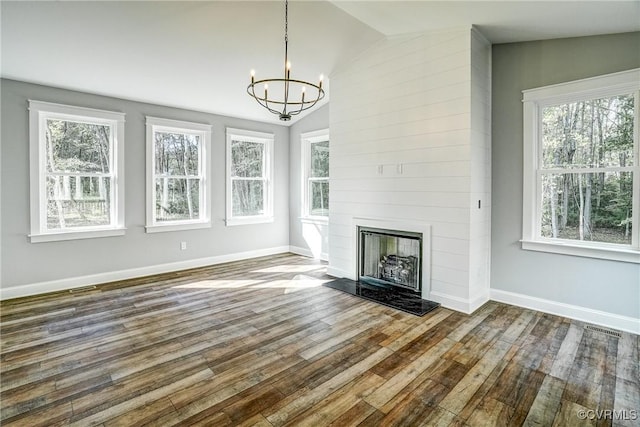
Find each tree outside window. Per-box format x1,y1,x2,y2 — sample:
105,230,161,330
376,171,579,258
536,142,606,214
226,128,274,225
45,119,113,229
301,129,330,220
540,95,634,245
522,69,639,263
146,117,211,233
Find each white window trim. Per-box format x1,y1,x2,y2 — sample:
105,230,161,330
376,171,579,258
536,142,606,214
28,100,126,243
301,128,330,224
522,68,640,263
145,117,212,233
225,128,274,226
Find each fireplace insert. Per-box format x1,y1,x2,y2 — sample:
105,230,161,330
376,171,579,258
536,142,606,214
358,226,422,292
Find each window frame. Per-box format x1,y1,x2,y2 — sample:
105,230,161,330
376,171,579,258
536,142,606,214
145,117,212,233
522,68,640,263
28,100,126,243
301,128,330,223
225,128,274,226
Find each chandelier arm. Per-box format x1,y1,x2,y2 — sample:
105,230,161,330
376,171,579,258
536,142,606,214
249,79,324,105
293,89,319,115
290,94,322,117
247,84,282,115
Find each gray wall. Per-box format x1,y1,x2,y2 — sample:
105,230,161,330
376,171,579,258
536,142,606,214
491,32,640,319
1,79,290,289
288,104,330,258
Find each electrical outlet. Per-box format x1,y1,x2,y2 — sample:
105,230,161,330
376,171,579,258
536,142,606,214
180,241,187,250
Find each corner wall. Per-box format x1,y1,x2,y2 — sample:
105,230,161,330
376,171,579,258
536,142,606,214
1,79,290,298
288,104,330,260
491,32,640,330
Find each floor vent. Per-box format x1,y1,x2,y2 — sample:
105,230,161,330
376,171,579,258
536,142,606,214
585,325,622,338
69,285,97,293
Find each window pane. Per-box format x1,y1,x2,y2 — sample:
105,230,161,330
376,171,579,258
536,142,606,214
541,172,633,245
155,132,200,176
541,94,634,169
46,176,111,228
232,179,264,216
310,141,329,178
310,180,329,216
46,119,111,173
155,178,200,221
231,140,263,177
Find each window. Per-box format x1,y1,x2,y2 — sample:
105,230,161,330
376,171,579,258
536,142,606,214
301,129,329,221
28,101,125,242
522,69,640,263
226,128,274,225
145,117,211,233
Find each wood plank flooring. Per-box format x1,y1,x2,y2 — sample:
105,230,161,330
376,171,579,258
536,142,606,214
1,253,638,426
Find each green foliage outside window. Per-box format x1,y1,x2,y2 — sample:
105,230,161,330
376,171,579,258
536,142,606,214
540,95,634,244
309,140,329,216
231,140,265,216
153,132,201,222
45,119,112,229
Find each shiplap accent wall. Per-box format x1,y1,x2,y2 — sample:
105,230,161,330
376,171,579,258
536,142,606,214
327,27,491,314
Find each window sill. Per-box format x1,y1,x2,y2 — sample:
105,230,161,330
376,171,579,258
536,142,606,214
521,239,640,264
146,221,211,234
29,227,126,243
225,216,274,226
300,216,329,226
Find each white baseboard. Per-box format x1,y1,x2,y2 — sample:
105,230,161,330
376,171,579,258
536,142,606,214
491,289,640,335
289,245,328,262
429,290,490,314
326,266,354,280
0,246,291,301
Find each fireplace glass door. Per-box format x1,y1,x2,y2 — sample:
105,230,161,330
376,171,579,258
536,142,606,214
358,227,422,292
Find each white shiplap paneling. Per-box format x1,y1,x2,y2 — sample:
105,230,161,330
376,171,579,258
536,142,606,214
328,27,491,313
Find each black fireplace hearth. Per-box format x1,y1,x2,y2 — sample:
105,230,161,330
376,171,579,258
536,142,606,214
323,278,439,316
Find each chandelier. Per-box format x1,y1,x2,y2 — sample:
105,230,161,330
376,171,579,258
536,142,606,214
247,0,325,121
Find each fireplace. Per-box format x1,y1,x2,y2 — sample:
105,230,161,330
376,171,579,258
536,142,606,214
358,226,422,293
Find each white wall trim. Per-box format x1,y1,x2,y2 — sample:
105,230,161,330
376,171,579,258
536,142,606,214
429,290,490,314
491,288,640,335
326,266,353,280
289,245,328,262
0,246,290,301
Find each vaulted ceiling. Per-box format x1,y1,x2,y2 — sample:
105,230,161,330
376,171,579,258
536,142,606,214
2,1,639,125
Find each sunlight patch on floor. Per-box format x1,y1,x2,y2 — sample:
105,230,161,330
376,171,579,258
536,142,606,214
172,279,263,290
251,265,325,273
251,275,331,293
171,275,330,294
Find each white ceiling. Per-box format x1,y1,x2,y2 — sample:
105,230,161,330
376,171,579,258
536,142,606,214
331,0,640,44
2,1,639,125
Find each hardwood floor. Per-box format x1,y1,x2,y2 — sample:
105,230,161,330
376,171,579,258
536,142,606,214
1,253,638,426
